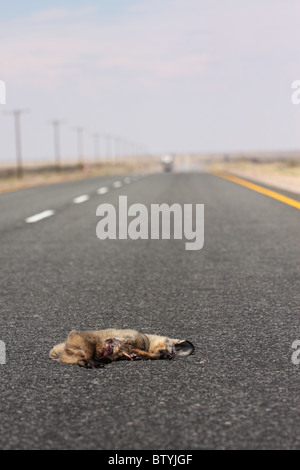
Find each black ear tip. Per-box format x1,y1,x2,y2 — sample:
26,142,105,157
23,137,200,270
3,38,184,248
175,340,195,356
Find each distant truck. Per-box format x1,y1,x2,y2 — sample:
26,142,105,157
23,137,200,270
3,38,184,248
161,155,174,172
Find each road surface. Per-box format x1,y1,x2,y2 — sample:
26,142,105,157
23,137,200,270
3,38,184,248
0,172,299,449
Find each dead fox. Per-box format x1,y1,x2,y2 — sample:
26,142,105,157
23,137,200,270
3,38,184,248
50,328,194,368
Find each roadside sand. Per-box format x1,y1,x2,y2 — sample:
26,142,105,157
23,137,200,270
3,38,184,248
208,160,300,195
1,157,300,196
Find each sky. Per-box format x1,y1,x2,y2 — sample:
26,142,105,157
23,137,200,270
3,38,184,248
0,0,300,163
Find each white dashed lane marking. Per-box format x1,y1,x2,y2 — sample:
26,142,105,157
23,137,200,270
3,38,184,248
73,195,90,204
97,187,109,195
24,175,142,224
25,210,55,224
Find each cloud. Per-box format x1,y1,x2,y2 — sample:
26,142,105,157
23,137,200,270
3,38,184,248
1,0,300,160
1,0,299,94
151,55,209,79
29,7,71,22
0,2,211,91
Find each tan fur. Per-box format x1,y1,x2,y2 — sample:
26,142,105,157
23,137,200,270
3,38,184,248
50,328,194,368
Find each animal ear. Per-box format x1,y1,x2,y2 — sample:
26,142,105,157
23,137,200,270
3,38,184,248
175,340,194,356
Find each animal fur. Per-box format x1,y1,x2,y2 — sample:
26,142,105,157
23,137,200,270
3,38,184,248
50,328,194,369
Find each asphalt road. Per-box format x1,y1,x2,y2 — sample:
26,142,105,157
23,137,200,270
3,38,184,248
0,171,299,450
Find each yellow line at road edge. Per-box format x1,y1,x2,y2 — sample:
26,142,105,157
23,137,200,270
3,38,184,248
212,171,300,210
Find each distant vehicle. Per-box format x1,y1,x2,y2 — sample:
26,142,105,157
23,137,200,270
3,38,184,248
161,155,174,172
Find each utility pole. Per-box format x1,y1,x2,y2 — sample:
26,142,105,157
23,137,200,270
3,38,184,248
74,127,85,167
123,139,130,159
114,136,120,162
111,135,118,165
104,133,111,163
49,119,64,172
117,136,124,161
92,133,101,165
4,109,29,179
110,134,116,165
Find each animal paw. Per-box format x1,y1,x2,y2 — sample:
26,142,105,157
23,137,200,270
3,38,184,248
158,349,175,360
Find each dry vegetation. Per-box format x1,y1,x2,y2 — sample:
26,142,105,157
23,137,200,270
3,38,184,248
0,156,162,194
1,153,300,195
